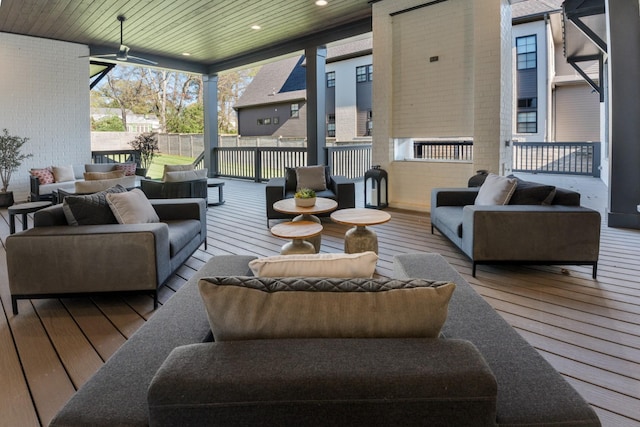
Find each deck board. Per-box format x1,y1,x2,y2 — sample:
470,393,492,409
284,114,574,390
1,177,639,427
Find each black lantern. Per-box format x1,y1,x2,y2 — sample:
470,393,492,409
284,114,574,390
364,165,388,209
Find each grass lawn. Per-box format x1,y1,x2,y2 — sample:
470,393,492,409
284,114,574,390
147,154,195,180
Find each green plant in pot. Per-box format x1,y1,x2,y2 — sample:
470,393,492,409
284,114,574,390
0,129,33,207
294,188,316,207
129,132,159,177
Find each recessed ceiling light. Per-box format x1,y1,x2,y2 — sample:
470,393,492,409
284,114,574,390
251,25,261,30
315,0,328,6
182,52,191,56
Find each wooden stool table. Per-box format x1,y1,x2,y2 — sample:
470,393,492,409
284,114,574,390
8,201,52,234
207,178,225,206
330,208,391,254
270,220,323,254
272,197,337,252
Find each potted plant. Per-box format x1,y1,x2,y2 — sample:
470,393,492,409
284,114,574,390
129,132,159,177
294,188,316,207
0,128,33,207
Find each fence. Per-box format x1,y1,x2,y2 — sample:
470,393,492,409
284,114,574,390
512,141,601,177
413,140,473,161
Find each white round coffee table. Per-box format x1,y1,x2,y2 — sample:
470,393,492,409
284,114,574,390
330,208,391,254
272,197,338,252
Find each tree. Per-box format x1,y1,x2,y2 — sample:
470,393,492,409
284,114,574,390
217,68,259,133
99,68,151,130
92,115,125,131
166,103,204,133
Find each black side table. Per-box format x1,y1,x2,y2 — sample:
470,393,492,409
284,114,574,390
8,201,52,234
207,178,225,206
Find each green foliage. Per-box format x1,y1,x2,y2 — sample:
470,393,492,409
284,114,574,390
294,188,316,199
92,115,125,131
166,103,204,133
129,132,159,170
0,129,33,193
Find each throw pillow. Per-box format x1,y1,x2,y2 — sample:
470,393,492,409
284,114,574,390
106,188,160,224
163,164,195,181
83,170,126,181
30,167,55,185
114,162,137,176
52,165,76,183
249,252,378,278
62,185,128,226
75,176,135,194
295,165,327,191
474,173,517,205
198,276,456,341
163,168,207,182
507,175,556,205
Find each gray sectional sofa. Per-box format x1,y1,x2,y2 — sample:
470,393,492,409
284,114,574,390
49,253,600,427
6,198,207,314
431,179,601,277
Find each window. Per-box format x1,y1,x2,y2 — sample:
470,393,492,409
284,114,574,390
516,35,536,70
517,112,537,133
327,114,335,137
326,71,335,88
356,64,373,82
517,98,537,108
290,103,299,118
273,117,279,124
264,118,271,125
257,119,264,125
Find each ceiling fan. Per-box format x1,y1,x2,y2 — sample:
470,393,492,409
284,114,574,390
89,15,157,65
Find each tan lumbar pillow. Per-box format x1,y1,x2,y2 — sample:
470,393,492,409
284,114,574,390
162,164,195,181
248,251,378,278
198,276,456,341
84,170,126,181
106,188,159,224
75,176,135,194
163,168,207,182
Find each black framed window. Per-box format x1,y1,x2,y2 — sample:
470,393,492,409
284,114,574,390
356,64,372,82
290,103,299,118
326,71,335,88
516,35,536,70
327,114,335,137
273,117,279,124
257,119,264,125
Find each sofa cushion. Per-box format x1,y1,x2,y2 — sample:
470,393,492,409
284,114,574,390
165,219,202,257
249,252,378,278
62,185,128,226
106,188,160,224
30,167,55,185
198,276,456,341
163,168,207,182
52,165,76,183
162,164,194,181
74,176,136,194
84,170,126,181
295,165,327,191
508,175,556,205
475,173,517,205
434,206,464,238
85,163,117,173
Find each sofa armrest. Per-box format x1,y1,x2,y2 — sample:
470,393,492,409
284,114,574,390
152,198,207,244
148,338,497,427
329,175,356,209
7,223,172,297
431,188,479,209
265,177,286,222
461,205,601,262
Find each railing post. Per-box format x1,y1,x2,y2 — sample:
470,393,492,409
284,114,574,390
254,147,262,182
592,142,601,178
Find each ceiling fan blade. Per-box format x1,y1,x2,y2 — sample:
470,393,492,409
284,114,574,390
79,53,118,59
126,55,158,65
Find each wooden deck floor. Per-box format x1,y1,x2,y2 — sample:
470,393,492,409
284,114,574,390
1,178,639,427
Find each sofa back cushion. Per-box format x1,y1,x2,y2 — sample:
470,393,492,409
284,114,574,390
164,168,207,182
507,175,556,205
163,164,195,181
249,252,378,278
198,276,456,341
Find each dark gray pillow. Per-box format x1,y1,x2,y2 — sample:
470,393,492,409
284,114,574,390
508,176,556,205
62,185,128,226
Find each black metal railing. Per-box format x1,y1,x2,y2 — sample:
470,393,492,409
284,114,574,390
413,140,473,161
91,150,140,165
512,141,601,177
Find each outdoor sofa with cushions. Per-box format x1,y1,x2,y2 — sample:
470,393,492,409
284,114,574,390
6,189,207,314
140,165,208,199
49,253,600,427
431,174,601,277
29,162,139,202
265,165,355,226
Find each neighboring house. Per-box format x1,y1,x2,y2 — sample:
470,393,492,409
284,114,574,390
91,108,160,133
512,0,601,142
234,36,372,142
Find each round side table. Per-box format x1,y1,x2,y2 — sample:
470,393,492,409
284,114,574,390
330,208,391,254
8,201,53,234
207,178,225,206
272,197,337,252
270,221,323,254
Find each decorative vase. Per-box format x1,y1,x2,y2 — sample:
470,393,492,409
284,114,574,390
0,191,14,207
295,196,316,207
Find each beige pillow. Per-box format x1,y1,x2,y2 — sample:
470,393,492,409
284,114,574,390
106,188,160,224
52,165,76,183
163,168,207,182
163,164,194,181
75,176,135,194
475,173,517,205
295,165,327,191
198,277,456,341
83,170,126,181
249,252,378,278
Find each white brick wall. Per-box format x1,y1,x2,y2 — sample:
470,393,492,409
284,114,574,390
0,32,91,202
372,0,511,211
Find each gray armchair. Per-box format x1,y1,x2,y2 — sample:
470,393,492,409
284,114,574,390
140,178,208,199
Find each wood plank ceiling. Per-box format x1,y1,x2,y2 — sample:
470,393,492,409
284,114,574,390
0,0,373,73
